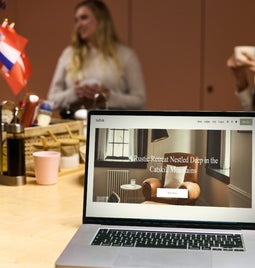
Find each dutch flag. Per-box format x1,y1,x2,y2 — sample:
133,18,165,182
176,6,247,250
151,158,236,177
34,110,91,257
0,20,31,95
0,20,27,71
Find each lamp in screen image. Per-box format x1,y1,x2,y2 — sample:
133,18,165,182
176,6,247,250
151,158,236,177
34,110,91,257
151,129,169,157
151,129,169,143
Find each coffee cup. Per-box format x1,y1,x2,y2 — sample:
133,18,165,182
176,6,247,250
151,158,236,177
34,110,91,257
33,151,60,185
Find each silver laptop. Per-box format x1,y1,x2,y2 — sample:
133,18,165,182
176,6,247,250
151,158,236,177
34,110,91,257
56,110,255,268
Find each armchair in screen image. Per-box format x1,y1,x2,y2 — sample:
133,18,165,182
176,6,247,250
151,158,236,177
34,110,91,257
142,152,200,205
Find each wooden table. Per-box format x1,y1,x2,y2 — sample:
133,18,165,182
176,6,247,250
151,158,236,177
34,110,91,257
0,167,85,268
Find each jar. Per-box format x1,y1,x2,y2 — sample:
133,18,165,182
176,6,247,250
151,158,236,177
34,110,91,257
59,138,79,169
36,101,52,126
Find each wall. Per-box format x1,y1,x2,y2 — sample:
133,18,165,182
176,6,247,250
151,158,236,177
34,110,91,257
229,131,252,195
202,0,255,110
193,129,252,208
1,0,255,111
0,0,129,107
131,0,202,110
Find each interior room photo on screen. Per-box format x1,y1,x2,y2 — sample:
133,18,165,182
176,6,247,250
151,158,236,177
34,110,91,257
92,128,252,208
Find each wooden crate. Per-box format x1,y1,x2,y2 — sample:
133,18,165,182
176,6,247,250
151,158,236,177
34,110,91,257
25,119,84,172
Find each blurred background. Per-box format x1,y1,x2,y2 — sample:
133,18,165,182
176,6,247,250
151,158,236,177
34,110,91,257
1,0,255,111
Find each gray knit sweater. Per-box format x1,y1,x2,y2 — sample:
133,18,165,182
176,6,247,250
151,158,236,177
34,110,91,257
47,44,146,110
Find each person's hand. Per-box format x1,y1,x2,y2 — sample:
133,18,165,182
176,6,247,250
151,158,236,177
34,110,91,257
74,81,110,108
226,54,249,92
92,85,110,109
241,51,255,72
227,54,240,69
227,52,255,71
75,81,109,100
75,81,96,99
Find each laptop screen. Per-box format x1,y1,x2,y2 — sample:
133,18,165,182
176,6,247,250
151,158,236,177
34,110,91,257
84,110,255,228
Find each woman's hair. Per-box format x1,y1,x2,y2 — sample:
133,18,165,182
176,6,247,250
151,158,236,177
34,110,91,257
69,0,121,80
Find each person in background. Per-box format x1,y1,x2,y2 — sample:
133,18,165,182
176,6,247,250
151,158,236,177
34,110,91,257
47,0,146,111
227,52,255,111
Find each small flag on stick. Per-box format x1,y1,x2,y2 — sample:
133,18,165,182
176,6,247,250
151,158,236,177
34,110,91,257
0,19,31,95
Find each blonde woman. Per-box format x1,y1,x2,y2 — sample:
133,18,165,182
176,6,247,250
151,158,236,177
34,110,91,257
47,0,146,111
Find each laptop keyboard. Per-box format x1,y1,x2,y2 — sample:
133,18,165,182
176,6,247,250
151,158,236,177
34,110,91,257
91,229,245,251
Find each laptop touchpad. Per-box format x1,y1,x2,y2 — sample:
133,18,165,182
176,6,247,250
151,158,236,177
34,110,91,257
114,249,211,268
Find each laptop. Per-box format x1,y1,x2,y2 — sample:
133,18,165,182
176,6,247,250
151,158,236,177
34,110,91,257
56,110,255,268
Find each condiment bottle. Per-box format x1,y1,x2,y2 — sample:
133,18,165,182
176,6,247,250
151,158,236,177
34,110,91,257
21,93,40,127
